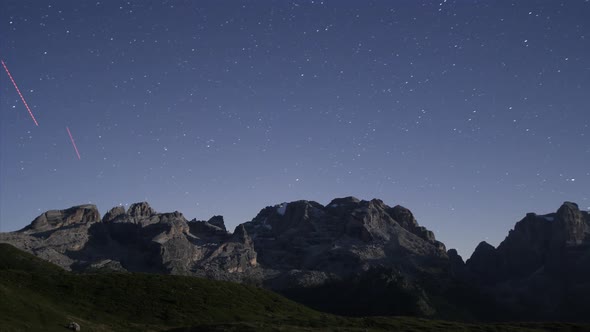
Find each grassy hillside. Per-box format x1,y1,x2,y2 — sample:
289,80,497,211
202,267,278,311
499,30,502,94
0,243,588,331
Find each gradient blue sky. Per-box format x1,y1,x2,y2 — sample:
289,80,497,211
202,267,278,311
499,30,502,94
1,0,588,258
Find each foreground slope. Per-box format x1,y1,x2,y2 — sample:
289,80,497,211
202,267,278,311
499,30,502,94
0,243,318,331
2,243,586,332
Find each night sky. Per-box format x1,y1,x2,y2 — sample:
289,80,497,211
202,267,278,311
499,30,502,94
1,1,589,258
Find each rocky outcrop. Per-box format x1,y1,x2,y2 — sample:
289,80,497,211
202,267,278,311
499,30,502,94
68,322,81,332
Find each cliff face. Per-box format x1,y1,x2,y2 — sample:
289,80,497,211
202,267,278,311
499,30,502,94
0,197,446,279
0,205,102,268
241,198,447,289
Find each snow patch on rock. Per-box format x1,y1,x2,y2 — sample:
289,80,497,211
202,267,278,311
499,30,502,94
277,203,288,216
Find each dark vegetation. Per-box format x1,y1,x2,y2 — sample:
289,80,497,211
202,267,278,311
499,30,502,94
281,266,510,322
1,243,588,332
282,267,430,317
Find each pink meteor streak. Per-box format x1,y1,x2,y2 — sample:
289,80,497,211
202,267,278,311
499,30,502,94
66,126,81,160
1,60,39,126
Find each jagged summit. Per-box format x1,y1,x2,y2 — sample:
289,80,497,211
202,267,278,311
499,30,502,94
102,205,126,223
467,202,590,270
127,202,155,218
559,201,580,211
206,215,226,231
473,240,495,253
2,197,445,282
327,196,360,207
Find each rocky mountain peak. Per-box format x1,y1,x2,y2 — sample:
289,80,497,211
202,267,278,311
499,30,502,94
158,211,187,223
207,216,226,231
102,206,126,223
558,201,580,213
509,212,552,239
327,196,360,207
472,241,496,256
22,204,100,233
232,224,252,245
465,241,498,281
248,200,324,236
188,216,228,237
127,202,154,218
447,248,468,277
447,248,464,263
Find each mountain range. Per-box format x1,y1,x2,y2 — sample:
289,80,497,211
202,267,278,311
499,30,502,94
1,197,589,321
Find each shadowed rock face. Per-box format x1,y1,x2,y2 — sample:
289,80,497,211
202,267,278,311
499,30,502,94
463,202,590,321
206,215,226,231
466,202,590,283
102,206,125,223
0,205,102,270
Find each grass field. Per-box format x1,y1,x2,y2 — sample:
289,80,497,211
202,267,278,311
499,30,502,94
1,243,588,331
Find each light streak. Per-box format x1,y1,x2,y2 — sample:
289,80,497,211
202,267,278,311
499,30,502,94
1,60,39,126
66,126,81,160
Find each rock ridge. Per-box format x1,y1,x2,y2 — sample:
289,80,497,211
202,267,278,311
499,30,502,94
3,199,589,321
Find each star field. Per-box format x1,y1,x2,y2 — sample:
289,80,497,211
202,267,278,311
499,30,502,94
1,0,589,257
